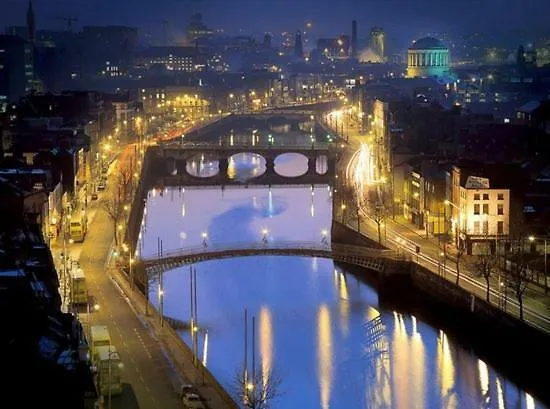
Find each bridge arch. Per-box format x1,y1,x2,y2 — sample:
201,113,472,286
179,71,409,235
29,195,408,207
140,242,399,277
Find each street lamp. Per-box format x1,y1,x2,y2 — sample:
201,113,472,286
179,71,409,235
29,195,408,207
158,288,164,327
261,228,269,244
321,229,328,245
445,200,461,248
201,232,208,248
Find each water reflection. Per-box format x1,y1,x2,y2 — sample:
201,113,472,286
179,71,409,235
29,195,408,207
317,304,333,409
141,154,548,409
259,306,273,396
184,152,324,180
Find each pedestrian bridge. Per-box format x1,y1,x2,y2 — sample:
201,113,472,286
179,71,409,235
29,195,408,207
140,241,400,276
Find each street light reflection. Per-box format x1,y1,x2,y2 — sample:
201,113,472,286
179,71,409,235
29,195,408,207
317,304,332,409
259,306,273,398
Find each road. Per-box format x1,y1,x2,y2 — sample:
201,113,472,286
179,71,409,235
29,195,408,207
324,107,550,332
51,146,182,409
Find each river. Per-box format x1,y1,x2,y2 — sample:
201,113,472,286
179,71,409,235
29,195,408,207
138,153,547,409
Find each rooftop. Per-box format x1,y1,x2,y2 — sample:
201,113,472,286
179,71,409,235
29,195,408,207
409,37,447,51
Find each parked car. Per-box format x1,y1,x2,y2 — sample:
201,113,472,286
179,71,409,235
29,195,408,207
181,393,205,409
179,384,199,398
91,192,98,200
97,181,106,191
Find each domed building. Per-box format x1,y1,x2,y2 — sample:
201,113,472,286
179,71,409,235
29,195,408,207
406,37,449,78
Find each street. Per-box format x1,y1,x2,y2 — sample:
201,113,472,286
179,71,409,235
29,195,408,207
51,144,182,409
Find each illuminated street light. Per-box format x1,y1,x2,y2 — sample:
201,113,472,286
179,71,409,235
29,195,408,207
261,228,269,244
201,232,208,248
321,229,329,245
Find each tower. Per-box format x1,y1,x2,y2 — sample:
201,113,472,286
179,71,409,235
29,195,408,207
294,30,303,59
369,27,385,62
26,0,35,43
351,20,358,59
263,32,272,48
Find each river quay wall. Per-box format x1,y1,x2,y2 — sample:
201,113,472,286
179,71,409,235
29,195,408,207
332,220,550,405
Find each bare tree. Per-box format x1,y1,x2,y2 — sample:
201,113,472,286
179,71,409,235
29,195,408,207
372,202,387,244
506,241,534,321
102,186,124,246
118,166,134,202
232,366,282,409
473,251,498,302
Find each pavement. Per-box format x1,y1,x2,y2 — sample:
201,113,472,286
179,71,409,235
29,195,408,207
324,108,550,333
49,142,237,409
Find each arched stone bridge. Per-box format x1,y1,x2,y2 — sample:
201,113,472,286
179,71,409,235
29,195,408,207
140,241,400,277
149,143,336,186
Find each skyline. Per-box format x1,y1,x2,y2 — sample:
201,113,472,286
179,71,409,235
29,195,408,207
2,0,549,47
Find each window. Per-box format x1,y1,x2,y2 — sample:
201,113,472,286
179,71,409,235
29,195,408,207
497,204,504,215
497,221,504,234
474,193,480,200
483,221,489,234
483,193,489,200
497,193,504,200
474,204,480,215
474,221,480,234
483,204,489,214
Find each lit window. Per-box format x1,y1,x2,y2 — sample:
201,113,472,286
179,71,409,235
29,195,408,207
483,204,489,215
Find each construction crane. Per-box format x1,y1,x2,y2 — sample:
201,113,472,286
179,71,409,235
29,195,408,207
50,16,79,32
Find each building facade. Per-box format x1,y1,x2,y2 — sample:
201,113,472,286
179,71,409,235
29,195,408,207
0,35,34,103
406,37,449,79
451,166,510,254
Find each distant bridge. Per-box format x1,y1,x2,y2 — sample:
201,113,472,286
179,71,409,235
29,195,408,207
140,241,400,276
148,142,336,185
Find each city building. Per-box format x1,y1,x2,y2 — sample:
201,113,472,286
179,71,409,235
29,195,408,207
451,165,512,254
0,35,34,103
135,46,206,72
186,13,214,43
369,27,385,62
317,35,351,59
294,30,304,60
26,0,36,43
406,37,450,79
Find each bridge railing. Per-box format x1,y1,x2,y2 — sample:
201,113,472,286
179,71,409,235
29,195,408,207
141,241,331,262
140,241,398,263
160,141,330,150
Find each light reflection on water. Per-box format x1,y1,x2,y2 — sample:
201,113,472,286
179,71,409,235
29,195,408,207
139,154,547,409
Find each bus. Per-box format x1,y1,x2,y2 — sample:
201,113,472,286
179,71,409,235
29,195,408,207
94,345,123,396
69,211,88,242
70,268,88,305
90,325,111,364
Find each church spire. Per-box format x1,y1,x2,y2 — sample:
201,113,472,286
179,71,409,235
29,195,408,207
26,0,35,43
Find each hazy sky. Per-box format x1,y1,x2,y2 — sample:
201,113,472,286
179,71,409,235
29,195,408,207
2,0,548,47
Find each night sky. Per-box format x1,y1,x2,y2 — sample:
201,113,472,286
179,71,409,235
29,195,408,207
2,0,548,47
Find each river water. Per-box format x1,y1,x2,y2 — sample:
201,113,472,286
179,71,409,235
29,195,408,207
138,153,546,409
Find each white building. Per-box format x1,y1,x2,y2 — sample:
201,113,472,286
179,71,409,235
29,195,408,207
452,167,510,254
406,37,450,79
